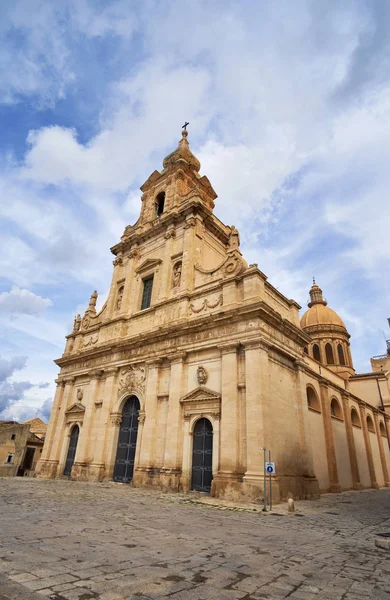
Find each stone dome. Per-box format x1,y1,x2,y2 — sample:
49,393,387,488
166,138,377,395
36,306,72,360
301,303,346,329
300,281,346,330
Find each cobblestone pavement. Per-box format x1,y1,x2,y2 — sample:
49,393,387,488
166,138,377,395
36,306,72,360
1,479,390,600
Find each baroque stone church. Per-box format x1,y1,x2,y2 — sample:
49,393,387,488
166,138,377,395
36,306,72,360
36,129,390,502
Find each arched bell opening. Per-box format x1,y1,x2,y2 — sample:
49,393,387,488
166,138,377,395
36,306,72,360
191,418,213,493
113,395,140,483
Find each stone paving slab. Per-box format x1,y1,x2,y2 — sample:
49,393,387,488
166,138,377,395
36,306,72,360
0,479,390,599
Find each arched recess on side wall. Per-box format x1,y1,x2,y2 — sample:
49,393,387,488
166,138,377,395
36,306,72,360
330,397,343,419
330,397,353,490
366,415,375,432
306,385,328,491
306,386,321,412
351,408,361,427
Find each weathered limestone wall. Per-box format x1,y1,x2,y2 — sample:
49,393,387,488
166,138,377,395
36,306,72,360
307,409,329,491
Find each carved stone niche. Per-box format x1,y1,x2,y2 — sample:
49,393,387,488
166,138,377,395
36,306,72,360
180,387,221,421
65,402,85,425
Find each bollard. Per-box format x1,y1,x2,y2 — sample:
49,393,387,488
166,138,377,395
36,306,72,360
288,498,295,513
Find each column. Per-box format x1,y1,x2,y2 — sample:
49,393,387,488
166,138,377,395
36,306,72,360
295,361,319,497
319,379,341,492
358,402,378,488
374,411,390,486
72,370,102,480
181,215,197,293
243,341,268,486
90,367,119,480
50,377,75,474
162,353,187,488
342,392,361,489
181,414,192,490
218,344,239,477
160,227,176,300
135,360,160,478
35,378,66,478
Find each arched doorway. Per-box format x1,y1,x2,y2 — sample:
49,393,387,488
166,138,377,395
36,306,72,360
64,425,79,476
113,396,140,482
191,418,213,492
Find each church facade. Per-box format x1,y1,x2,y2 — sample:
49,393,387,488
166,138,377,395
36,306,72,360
36,129,390,502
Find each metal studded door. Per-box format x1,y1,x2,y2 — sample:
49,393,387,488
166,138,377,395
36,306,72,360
113,396,140,482
191,418,213,492
64,425,79,476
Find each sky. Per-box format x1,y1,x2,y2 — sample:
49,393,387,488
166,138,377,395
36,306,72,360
0,0,389,422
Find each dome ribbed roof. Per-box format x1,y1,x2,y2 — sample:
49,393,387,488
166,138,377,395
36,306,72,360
300,303,346,329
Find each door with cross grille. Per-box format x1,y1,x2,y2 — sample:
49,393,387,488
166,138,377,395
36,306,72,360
191,418,213,492
64,425,79,476
113,396,140,482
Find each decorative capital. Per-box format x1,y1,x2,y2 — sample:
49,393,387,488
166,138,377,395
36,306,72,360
164,228,176,240
168,352,188,364
184,217,196,229
294,359,306,372
63,376,76,385
243,339,270,353
219,343,238,356
128,247,139,259
89,369,104,380
55,378,66,387
138,410,146,425
110,412,122,426
113,255,123,266
103,366,120,377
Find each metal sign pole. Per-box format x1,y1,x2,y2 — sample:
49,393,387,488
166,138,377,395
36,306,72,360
261,447,267,512
269,449,272,511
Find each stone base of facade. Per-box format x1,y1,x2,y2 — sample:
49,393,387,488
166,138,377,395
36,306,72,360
70,461,104,481
133,467,167,490
35,459,59,479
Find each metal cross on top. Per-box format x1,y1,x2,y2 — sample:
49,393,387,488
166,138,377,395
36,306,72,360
182,121,189,130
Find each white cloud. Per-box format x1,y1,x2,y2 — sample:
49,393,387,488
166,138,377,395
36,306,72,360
0,286,52,316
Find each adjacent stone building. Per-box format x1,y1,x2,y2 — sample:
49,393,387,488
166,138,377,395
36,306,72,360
0,418,46,477
36,129,390,502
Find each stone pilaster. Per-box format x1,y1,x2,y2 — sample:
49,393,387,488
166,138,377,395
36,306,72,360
51,377,75,476
181,215,197,293
161,352,187,490
35,378,66,479
133,359,161,485
319,379,341,492
373,411,390,487
213,343,240,498
72,370,103,480
341,392,362,490
294,360,320,498
89,367,119,481
160,227,177,300
243,340,269,498
358,402,378,489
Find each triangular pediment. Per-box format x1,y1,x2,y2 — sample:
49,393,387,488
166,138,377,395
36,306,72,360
65,402,85,415
135,258,162,274
181,386,221,404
